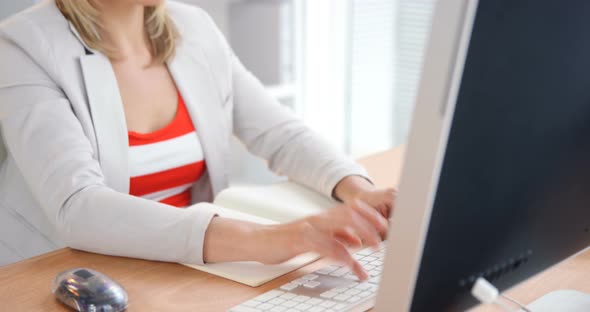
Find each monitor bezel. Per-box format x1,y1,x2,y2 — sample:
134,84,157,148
374,0,480,310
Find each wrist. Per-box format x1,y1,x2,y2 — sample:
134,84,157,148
334,175,375,203
251,222,307,264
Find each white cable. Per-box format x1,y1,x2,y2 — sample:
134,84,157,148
501,294,533,312
471,277,532,312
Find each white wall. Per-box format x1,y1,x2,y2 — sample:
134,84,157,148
179,0,231,36
0,0,37,21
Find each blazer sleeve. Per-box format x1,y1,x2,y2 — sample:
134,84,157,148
227,49,371,198
0,34,216,265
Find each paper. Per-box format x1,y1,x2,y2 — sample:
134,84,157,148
213,182,337,223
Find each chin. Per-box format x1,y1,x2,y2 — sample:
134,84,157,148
137,0,164,6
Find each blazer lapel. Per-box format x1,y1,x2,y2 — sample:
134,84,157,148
79,53,130,194
168,41,230,196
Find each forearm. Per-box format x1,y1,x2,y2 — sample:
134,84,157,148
61,187,217,264
203,217,305,264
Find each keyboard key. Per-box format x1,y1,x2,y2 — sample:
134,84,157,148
369,276,381,284
320,291,338,299
358,291,373,298
347,296,362,303
280,283,299,291
353,253,365,260
370,260,383,267
369,269,381,277
354,282,373,291
293,295,311,303
316,265,340,275
330,267,350,277
292,278,308,285
282,301,299,308
344,288,362,296
363,256,377,262
285,309,299,312
258,302,274,310
344,273,359,281
302,274,319,281
333,286,349,293
230,306,262,312
307,298,324,305
357,248,373,256
294,303,312,311
270,307,287,312
242,300,262,307
320,301,337,308
308,307,325,312
256,290,285,302
269,298,286,305
370,285,379,293
334,303,349,310
333,294,351,301
280,293,297,300
358,260,369,265
364,265,375,271
303,281,321,289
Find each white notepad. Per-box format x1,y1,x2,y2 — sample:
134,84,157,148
182,182,338,287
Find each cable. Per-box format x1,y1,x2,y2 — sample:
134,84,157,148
471,277,532,312
500,294,532,312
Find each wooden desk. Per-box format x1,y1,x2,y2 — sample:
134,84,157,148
1,146,589,311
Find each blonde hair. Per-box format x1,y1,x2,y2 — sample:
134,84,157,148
55,0,178,63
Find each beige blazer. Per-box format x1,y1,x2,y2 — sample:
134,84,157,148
0,0,368,265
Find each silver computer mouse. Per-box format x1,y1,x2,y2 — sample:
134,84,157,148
52,268,128,312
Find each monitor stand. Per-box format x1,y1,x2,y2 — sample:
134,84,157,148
518,290,590,312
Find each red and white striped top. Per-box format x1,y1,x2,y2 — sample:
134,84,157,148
128,93,206,208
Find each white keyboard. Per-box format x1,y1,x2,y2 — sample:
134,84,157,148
229,243,385,312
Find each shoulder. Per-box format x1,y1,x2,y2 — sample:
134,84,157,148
166,1,231,53
166,1,218,36
0,1,71,50
0,1,80,83
167,1,233,86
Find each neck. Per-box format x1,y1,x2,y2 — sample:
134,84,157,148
97,1,151,61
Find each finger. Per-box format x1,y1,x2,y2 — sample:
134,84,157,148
349,209,382,248
334,227,363,249
309,232,367,280
383,189,396,218
377,203,390,220
326,239,368,281
352,200,389,237
350,258,369,281
305,218,369,280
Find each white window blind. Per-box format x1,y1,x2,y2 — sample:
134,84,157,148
346,0,435,156
348,0,397,157
394,0,436,144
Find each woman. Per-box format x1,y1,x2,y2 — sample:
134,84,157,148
0,0,394,279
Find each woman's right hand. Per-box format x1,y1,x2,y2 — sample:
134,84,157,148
204,200,388,280
296,200,389,280
251,200,389,280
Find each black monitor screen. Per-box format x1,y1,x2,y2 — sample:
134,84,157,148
411,1,590,311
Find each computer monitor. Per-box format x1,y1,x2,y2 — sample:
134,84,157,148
375,0,590,311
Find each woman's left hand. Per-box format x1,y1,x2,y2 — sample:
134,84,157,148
334,176,396,220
